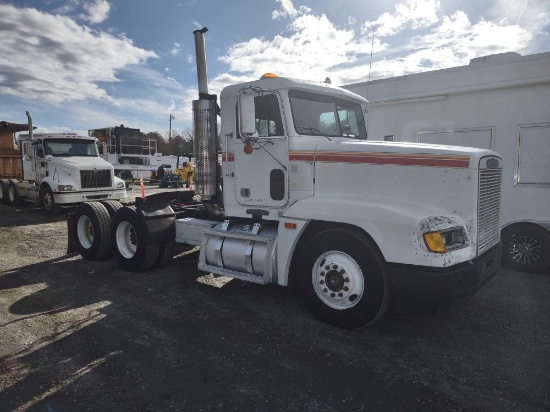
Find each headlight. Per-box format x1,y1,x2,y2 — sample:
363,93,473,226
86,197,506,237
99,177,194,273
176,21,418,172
423,227,468,253
116,181,125,188
58,184,76,191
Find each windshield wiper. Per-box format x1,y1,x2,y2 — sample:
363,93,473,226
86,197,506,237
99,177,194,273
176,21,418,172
297,126,332,141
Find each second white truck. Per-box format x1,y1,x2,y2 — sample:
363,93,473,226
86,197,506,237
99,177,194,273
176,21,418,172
0,112,127,213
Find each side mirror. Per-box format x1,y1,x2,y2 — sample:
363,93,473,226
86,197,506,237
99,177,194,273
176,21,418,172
45,155,54,161
238,94,257,137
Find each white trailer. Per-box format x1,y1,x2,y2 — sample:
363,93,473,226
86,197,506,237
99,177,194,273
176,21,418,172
68,28,503,328
0,112,127,213
344,52,550,273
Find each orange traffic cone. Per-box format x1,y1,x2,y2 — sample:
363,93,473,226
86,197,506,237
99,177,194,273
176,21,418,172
140,176,145,198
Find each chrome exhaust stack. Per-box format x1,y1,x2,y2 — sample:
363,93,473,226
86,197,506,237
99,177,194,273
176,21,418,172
26,111,34,140
192,27,218,202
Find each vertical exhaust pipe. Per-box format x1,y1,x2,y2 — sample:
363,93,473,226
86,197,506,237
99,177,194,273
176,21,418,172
194,27,209,96
26,111,33,140
192,27,219,204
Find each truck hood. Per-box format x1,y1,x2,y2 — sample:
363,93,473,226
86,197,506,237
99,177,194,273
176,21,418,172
312,140,500,168
52,157,113,170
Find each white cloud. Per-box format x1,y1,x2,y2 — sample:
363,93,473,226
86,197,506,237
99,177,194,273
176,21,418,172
217,0,545,88
272,0,298,19
220,14,376,82
362,0,440,36
192,21,202,29
187,54,193,64
0,4,157,104
170,42,181,56
83,0,110,24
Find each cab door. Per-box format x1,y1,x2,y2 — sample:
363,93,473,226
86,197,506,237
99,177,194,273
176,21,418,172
233,91,289,208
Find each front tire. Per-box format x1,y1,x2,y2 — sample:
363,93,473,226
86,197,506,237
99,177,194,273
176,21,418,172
297,228,390,329
111,206,160,272
41,186,61,214
73,202,113,261
501,224,550,273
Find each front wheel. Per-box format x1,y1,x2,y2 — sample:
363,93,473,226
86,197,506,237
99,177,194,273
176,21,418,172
501,224,550,273
111,206,160,272
41,186,61,214
297,228,390,329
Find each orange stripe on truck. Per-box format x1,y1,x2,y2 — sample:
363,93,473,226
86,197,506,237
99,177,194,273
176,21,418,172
289,151,470,168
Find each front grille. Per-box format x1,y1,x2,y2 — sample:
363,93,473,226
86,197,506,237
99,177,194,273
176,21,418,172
478,166,502,255
80,169,112,189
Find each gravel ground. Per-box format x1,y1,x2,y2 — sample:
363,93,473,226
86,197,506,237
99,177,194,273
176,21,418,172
0,193,549,412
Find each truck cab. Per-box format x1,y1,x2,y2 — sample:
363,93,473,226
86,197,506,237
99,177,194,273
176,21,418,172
15,132,126,213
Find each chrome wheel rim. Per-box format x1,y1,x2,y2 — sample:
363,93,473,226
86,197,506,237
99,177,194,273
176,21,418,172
312,251,364,310
77,215,94,249
508,235,542,265
116,221,137,259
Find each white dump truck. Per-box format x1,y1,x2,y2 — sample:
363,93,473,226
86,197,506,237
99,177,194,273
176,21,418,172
68,28,502,328
0,112,126,213
344,51,550,273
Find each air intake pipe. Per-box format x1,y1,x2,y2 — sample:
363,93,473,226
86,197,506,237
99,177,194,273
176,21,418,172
192,27,221,211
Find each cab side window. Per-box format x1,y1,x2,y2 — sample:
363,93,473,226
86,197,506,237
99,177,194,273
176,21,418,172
35,143,44,158
254,94,284,137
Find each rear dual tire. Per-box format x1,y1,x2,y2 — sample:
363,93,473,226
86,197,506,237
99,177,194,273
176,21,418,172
0,179,9,204
8,180,24,206
74,202,113,260
111,206,175,272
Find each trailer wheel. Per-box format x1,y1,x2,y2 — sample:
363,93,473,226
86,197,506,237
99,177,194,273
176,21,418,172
0,179,9,204
73,202,112,261
7,180,24,206
111,206,160,272
501,223,550,273
41,186,61,214
100,200,123,217
297,228,390,329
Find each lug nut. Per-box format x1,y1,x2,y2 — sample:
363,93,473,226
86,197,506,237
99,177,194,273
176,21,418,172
344,277,350,282
340,269,345,274
332,265,338,270
343,286,349,291
323,288,328,293
320,271,325,276
338,292,343,297
320,280,325,285
330,293,335,298
325,265,330,270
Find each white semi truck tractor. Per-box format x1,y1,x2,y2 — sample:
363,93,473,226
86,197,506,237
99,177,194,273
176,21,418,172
0,112,126,213
68,28,502,328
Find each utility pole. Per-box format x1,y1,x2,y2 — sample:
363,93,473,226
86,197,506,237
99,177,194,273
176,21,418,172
169,113,175,154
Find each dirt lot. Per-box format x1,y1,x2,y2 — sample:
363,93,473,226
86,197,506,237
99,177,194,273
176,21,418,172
1,195,549,411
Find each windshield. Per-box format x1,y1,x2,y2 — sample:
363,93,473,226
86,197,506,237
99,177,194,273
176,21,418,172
289,89,367,139
43,139,99,157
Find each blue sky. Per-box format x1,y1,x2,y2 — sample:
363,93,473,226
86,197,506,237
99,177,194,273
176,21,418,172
0,0,549,138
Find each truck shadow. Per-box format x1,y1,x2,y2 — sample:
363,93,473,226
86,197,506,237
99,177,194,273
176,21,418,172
1,255,545,411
